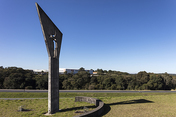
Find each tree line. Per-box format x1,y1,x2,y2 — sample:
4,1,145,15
1,66,176,90
0,66,47,89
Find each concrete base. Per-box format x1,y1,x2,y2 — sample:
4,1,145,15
44,113,54,116
44,109,62,116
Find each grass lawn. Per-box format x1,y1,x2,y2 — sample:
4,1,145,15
0,91,173,98
0,98,96,117
100,94,176,117
0,92,176,117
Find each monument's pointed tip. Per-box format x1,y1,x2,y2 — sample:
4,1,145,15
35,1,62,58
35,2,43,12
35,2,38,7
35,2,43,19
35,2,41,9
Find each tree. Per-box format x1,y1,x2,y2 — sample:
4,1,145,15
78,67,85,72
35,74,48,89
135,71,150,89
111,84,117,90
0,67,4,89
136,71,149,84
88,84,96,90
24,71,36,89
126,75,136,90
103,78,112,89
59,74,65,89
76,67,91,89
162,73,173,90
62,79,71,89
90,76,98,84
97,69,104,75
115,75,126,90
147,75,164,90
171,77,176,89
3,73,24,89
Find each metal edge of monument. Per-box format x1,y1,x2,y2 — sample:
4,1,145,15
35,3,62,114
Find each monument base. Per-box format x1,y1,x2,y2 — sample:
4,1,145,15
44,110,61,116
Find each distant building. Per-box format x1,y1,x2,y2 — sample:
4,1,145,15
93,72,98,74
59,68,93,74
32,68,93,75
33,69,48,75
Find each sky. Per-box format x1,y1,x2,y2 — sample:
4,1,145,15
0,0,176,73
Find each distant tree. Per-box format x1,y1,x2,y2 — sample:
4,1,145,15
115,75,126,90
136,71,149,84
76,67,90,89
161,73,173,90
62,79,72,89
97,69,104,75
104,70,108,73
0,67,4,89
147,74,164,90
96,84,104,89
103,78,111,89
64,71,67,75
3,73,24,89
90,69,94,72
24,71,36,89
111,84,117,90
108,70,113,73
90,76,98,84
2,66,176,90
35,74,48,89
135,71,150,89
79,67,85,72
171,77,176,89
88,84,96,90
59,74,65,89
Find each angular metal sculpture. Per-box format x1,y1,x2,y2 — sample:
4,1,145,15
35,3,62,114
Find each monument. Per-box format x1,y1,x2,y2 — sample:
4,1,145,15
35,3,62,114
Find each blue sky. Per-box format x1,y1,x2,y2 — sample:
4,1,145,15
0,0,176,73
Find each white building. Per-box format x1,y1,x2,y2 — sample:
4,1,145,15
32,68,93,75
59,68,93,74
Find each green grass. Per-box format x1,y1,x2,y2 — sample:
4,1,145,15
1,92,176,117
0,92,174,98
0,98,96,117
101,94,176,117
0,92,48,98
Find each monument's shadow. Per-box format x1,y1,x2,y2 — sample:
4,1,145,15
100,99,154,117
60,105,97,112
59,99,153,117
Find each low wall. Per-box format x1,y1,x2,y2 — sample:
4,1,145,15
73,96,104,117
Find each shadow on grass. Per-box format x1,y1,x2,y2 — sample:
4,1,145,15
100,99,154,117
108,99,154,106
17,109,32,112
60,99,154,117
60,105,97,112
99,104,111,117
